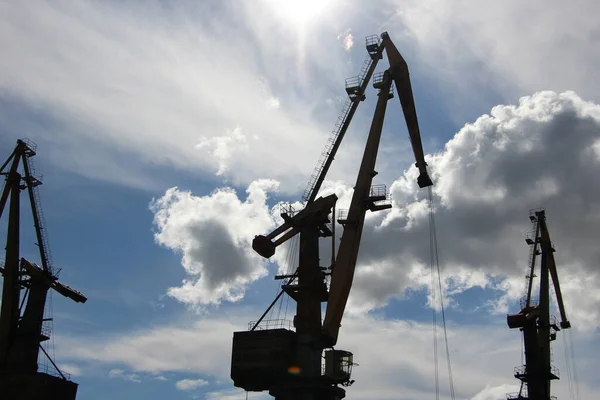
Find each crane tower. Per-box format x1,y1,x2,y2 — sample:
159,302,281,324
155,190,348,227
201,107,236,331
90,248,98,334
0,139,87,400
506,209,571,400
230,33,432,400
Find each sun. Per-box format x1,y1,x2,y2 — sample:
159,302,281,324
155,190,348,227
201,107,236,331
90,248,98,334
264,0,333,28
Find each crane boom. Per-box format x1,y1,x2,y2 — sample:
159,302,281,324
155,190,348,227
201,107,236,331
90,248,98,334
537,213,570,328
381,33,432,188
322,71,393,345
322,34,433,345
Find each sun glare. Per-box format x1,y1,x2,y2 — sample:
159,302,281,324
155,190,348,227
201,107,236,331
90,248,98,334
265,0,333,27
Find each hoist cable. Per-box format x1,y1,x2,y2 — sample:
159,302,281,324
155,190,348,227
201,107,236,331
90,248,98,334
430,245,440,400
276,236,299,321
282,236,299,322
429,188,440,400
50,290,57,371
568,330,581,400
562,331,575,400
428,186,456,400
261,235,299,326
521,332,524,365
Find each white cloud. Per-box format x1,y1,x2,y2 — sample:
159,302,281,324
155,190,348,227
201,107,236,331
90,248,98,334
57,315,248,378
195,127,250,176
387,0,600,105
470,384,520,400
108,368,141,383
262,0,334,27
56,312,600,399
265,97,281,110
0,0,361,192
175,378,208,391
59,363,83,377
205,389,270,400
150,180,279,306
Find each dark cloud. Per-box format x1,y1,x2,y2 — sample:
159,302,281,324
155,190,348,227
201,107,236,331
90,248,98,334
185,221,255,290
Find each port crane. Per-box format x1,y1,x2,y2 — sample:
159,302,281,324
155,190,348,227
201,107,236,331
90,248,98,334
506,209,571,400
0,139,87,400
231,32,432,400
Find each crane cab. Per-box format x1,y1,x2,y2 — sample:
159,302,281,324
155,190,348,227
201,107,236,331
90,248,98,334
324,350,354,384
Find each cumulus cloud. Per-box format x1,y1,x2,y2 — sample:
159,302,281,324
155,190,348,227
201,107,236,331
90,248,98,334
348,91,600,329
175,378,208,391
150,180,279,306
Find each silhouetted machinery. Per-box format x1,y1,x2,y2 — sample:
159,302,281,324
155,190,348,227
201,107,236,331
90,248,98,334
505,209,570,400
0,140,87,400
231,33,432,400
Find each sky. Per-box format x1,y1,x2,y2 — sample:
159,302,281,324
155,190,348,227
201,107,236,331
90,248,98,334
1,0,599,399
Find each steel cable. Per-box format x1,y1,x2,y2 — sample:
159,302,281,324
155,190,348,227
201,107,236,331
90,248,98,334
428,186,456,400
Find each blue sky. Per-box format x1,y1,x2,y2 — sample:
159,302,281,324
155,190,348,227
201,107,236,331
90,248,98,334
1,1,600,399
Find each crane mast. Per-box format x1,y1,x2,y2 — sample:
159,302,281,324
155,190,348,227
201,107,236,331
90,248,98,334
231,33,432,400
506,209,570,400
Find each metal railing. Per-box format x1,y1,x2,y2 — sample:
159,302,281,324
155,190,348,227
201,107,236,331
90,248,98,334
369,184,387,198
279,202,296,218
514,364,560,379
21,138,38,152
41,323,52,339
248,319,293,331
337,209,349,222
38,362,72,381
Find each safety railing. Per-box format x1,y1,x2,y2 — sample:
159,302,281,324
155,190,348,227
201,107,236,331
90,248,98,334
38,362,72,381
248,319,293,331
